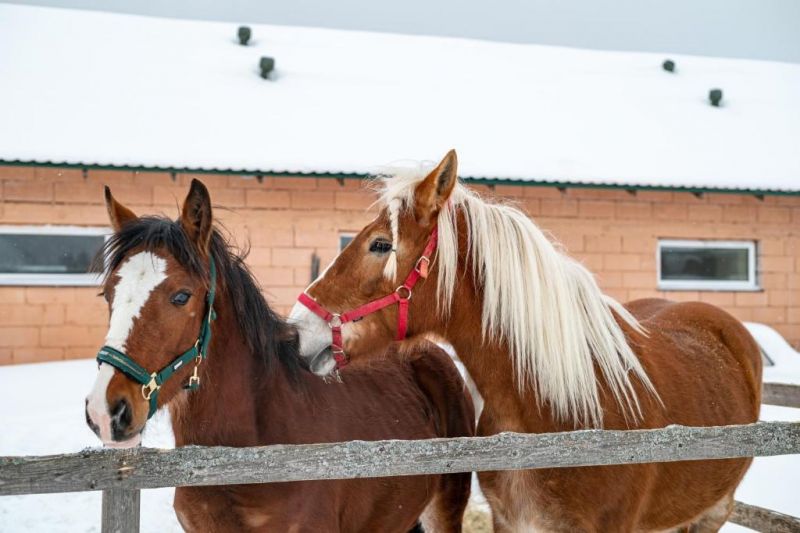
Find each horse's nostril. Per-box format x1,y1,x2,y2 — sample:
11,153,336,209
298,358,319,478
85,402,99,435
110,398,133,441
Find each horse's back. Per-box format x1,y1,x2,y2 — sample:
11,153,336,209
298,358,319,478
328,340,474,440
398,339,476,439
625,297,761,426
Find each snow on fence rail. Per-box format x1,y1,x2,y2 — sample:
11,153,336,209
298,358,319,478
1,382,799,533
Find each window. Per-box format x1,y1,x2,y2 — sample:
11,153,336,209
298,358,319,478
339,234,355,252
0,226,109,286
657,239,757,291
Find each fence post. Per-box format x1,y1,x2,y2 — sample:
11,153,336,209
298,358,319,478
101,489,140,533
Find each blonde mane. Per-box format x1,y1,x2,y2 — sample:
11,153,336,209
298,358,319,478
375,164,658,428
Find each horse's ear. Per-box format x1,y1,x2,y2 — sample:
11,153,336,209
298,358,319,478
180,179,213,254
413,149,458,226
104,186,138,232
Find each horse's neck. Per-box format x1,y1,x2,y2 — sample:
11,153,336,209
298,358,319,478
429,216,569,433
168,298,292,447
446,335,552,432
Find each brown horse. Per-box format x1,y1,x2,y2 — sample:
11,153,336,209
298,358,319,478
289,151,763,532
84,180,475,532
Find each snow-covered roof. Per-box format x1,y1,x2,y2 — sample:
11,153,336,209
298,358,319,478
1,5,799,193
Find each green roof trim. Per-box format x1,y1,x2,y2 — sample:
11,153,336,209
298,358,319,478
1,159,798,197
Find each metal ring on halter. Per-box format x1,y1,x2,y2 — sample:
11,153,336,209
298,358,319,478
395,285,412,300
328,314,343,328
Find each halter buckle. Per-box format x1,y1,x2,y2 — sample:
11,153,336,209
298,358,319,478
331,346,349,366
141,373,159,401
328,314,343,329
414,256,431,278
188,366,200,388
395,285,412,301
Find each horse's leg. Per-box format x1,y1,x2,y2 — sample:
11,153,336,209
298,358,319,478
477,470,528,533
686,492,735,533
420,472,471,532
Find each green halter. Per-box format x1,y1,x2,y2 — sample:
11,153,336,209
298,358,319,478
96,257,217,419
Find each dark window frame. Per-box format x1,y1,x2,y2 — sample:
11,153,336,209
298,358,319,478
656,239,758,291
0,226,109,286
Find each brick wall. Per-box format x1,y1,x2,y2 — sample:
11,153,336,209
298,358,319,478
0,165,798,364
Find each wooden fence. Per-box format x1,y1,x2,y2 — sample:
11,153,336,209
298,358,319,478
2,382,799,533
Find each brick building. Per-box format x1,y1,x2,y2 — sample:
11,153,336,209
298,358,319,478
0,5,798,363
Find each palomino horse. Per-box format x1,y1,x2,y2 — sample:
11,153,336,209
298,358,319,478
84,180,475,532
290,150,762,532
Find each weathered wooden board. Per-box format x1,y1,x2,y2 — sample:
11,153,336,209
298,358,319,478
731,501,800,533
1,421,798,496
101,489,140,533
763,382,800,409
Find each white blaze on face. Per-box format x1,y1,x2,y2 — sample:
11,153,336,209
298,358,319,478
86,252,168,444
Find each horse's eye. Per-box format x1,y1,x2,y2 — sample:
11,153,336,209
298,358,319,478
369,239,393,254
171,291,192,306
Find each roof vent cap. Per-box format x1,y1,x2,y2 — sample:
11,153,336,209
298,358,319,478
709,88,723,107
260,56,275,79
238,26,251,46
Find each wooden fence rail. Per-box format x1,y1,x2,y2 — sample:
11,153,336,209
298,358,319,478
730,501,800,533
1,421,798,496
2,382,798,532
763,382,800,409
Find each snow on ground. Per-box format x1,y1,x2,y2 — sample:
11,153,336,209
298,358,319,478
1,4,799,192
0,360,179,533
0,358,797,532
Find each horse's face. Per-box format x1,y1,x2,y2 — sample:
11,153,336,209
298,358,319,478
85,180,213,447
290,150,458,375
290,210,406,373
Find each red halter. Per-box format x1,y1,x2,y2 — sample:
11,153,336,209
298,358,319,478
297,226,439,370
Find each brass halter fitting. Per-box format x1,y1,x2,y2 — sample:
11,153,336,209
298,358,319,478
188,355,202,388
141,373,160,401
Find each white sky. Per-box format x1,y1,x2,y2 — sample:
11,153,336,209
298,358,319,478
2,0,799,63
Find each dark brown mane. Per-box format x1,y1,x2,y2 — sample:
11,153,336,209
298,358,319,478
96,215,305,380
